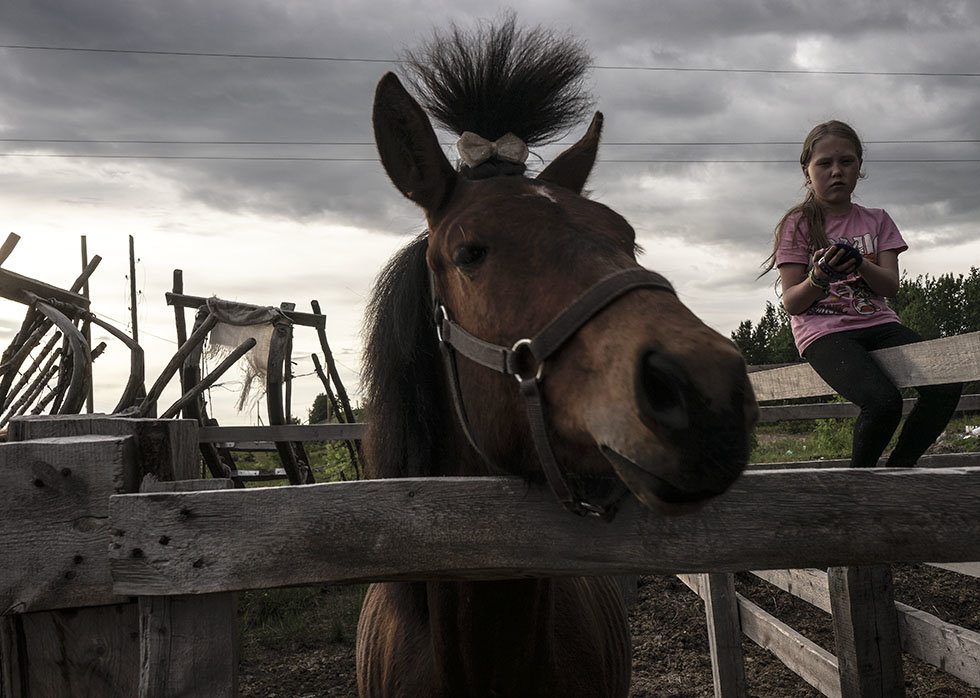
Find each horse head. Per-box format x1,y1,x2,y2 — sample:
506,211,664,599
370,70,757,516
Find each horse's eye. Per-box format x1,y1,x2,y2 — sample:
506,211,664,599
453,244,488,269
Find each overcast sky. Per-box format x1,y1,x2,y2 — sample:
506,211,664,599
2,0,978,423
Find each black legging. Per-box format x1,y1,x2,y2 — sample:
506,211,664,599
802,323,963,467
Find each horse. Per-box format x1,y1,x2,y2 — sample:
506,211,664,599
355,19,758,698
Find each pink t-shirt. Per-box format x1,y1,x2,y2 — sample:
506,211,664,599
775,204,908,355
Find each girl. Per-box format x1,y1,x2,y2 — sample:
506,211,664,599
762,120,962,468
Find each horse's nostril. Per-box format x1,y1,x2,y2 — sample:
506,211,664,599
636,352,690,432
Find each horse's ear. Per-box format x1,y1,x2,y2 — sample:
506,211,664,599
536,112,603,193
373,72,457,214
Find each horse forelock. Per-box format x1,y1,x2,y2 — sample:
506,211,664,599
401,13,592,146
362,232,446,479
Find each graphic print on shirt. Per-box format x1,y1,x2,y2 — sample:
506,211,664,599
806,233,883,317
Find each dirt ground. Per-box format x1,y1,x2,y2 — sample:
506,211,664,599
239,565,980,697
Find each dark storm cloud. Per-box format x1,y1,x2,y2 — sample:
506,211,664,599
2,0,978,254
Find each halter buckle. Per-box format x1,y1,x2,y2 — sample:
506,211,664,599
434,304,448,343
511,338,544,382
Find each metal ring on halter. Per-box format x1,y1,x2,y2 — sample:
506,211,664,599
434,305,448,343
577,501,607,517
511,338,544,382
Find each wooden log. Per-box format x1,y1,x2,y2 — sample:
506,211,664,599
702,573,746,698
827,566,905,697
137,478,237,698
751,331,980,401
109,467,980,595
0,232,20,267
0,435,137,613
266,320,312,484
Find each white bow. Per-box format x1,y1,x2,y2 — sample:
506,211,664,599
456,132,529,168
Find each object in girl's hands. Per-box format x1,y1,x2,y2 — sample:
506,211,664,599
831,240,864,269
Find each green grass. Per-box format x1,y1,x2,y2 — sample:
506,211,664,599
751,411,980,464
238,584,367,658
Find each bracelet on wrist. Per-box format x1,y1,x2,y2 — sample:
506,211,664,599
807,267,830,291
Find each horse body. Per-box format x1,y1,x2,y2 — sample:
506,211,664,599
357,578,630,697
356,19,757,697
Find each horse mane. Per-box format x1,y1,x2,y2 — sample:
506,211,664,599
402,14,593,146
361,232,446,479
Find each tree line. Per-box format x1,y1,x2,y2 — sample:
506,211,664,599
732,268,980,366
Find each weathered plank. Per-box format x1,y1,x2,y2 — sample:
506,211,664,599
926,562,980,578
164,292,325,328
738,594,842,698
828,565,904,697
750,452,980,470
758,393,980,423
895,601,980,688
678,574,840,697
753,567,980,688
109,467,980,595
750,331,980,401
138,594,237,698
0,267,90,310
1,435,137,613
4,604,138,698
9,414,198,483
198,422,366,443
702,573,746,698
751,569,832,613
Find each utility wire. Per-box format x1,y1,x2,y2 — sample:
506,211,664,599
2,138,979,146
2,43,978,77
2,153,979,163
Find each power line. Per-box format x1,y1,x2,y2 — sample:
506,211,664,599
2,43,978,77
2,152,979,163
2,137,979,146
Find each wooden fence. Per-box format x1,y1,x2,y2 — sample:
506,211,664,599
680,330,980,697
1,331,979,697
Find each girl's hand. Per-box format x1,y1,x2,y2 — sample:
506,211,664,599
817,244,860,277
811,248,832,282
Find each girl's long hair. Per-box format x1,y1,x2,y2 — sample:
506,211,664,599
760,120,865,277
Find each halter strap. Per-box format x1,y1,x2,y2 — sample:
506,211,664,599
433,267,677,518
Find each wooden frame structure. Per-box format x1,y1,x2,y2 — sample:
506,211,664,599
0,233,146,423
1,332,979,697
156,270,360,486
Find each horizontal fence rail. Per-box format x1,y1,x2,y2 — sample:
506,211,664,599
108,466,980,596
197,422,366,443
750,331,980,402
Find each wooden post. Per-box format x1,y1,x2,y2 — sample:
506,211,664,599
81,235,94,413
137,477,238,698
828,565,905,697
702,573,747,698
128,235,139,344
1,416,199,698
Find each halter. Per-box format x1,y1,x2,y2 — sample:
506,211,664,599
433,267,677,518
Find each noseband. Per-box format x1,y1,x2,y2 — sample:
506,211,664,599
433,267,677,518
